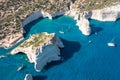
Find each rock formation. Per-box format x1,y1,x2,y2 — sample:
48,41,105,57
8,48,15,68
22,11,65,27
0,32,24,49
90,5,120,21
10,32,64,72
24,74,33,80
76,12,91,36
1,1,120,48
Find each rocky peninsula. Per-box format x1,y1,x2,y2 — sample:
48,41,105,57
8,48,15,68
10,32,64,72
1,0,120,48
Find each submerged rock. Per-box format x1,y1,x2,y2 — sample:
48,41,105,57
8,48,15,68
10,32,64,72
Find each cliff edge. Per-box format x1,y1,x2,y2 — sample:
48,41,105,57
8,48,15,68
10,32,64,72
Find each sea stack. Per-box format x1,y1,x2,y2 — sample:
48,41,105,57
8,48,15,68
10,32,64,72
76,12,91,36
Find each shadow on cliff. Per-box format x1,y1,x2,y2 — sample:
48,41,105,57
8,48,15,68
52,15,64,19
23,17,44,37
44,38,81,70
23,15,64,37
33,75,47,80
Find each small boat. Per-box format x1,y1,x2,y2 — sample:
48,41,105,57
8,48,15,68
17,65,25,71
107,38,116,47
59,27,64,34
107,42,115,47
59,31,64,34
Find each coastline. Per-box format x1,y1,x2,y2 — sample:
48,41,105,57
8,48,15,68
10,32,64,72
1,4,120,49
22,4,120,36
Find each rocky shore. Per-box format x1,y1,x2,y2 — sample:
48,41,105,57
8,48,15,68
22,10,65,27
1,0,120,48
90,4,120,21
1,0,120,79
10,32,64,72
0,32,23,49
66,4,120,35
2,4,120,48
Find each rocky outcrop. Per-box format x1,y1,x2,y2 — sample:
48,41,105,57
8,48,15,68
90,5,120,21
66,4,120,36
66,10,91,36
10,32,64,72
24,74,33,80
76,13,91,36
0,32,24,49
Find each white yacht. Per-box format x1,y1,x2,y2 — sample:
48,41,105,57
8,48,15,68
107,42,115,47
17,65,24,71
107,38,116,47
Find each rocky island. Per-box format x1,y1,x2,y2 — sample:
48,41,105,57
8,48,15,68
11,32,64,72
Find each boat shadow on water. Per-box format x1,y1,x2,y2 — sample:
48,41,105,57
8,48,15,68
44,38,81,70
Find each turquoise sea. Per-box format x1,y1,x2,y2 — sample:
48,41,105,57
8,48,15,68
0,16,120,80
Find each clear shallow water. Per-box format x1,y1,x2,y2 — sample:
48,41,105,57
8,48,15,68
0,16,120,80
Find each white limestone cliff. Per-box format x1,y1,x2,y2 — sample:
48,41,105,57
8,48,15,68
65,10,91,36
0,32,24,49
90,5,120,21
10,32,64,72
22,11,65,27
76,13,91,36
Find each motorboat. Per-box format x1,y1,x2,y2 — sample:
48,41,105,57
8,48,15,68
17,65,25,71
107,38,116,47
107,42,115,47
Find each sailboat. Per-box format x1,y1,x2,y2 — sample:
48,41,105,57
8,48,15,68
17,65,25,71
107,38,116,47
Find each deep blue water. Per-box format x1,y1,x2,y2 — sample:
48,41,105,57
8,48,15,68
0,16,120,80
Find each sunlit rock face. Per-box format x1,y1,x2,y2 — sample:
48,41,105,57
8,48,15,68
91,5,120,21
10,32,64,72
76,12,91,36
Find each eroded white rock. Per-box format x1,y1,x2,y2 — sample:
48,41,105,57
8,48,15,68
91,5,120,21
24,74,33,80
76,13,91,36
10,32,64,72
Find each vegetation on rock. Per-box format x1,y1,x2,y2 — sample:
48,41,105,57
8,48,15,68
0,0,120,40
20,32,54,48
